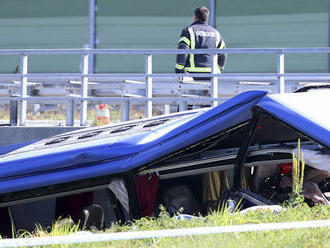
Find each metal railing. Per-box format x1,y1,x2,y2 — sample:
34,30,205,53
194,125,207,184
1,47,330,126
0,219,329,247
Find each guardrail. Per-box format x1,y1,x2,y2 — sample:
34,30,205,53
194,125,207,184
0,48,330,126
0,219,329,247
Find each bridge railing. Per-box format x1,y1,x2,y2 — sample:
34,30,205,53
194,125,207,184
0,48,330,126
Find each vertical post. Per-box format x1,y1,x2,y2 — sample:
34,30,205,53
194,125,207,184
66,100,74,126
9,100,18,126
19,54,28,126
211,54,218,107
163,104,170,115
209,0,216,28
178,101,187,112
89,0,96,73
277,52,285,93
145,54,152,118
121,100,130,122
80,54,89,126
178,87,188,111
178,78,187,112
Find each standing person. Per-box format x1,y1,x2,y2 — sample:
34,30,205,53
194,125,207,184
175,6,227,80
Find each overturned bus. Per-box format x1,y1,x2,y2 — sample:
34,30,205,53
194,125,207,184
0,90,329,236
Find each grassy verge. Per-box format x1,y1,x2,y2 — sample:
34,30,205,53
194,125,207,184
17,205,330,248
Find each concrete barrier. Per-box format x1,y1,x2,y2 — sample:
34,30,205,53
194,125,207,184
0,126,85,146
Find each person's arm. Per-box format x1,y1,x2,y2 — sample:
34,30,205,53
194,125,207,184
175,28,190,73
216,32,227,71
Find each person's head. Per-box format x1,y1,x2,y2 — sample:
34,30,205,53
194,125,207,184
194,6,209,22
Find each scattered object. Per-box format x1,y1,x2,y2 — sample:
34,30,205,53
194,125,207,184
176,214,203,221
163,185,200,215
239,205,283,215
56,218,76,229
302,182,329,206
78,204,104,231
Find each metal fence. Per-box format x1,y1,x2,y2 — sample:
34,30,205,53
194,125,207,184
1,47,330,126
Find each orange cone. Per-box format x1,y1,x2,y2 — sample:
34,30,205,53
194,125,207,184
97,104,110,125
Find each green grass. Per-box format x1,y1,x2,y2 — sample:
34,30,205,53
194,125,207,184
17,205,330,248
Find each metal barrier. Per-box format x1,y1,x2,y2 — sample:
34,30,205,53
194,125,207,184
0,219,329,247
0,47,330,126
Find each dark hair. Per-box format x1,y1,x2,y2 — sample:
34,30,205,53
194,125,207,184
194,6,209,22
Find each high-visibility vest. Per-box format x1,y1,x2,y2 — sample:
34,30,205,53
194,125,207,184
175,21,226,73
